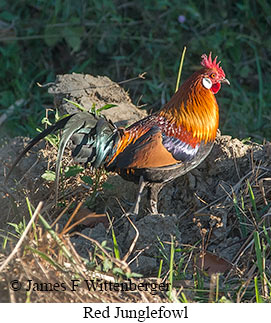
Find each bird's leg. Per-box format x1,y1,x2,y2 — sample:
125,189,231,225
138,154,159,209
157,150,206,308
147,183,164,214
129,175,146,217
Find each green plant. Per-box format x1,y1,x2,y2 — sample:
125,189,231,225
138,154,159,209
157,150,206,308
0,0,270,142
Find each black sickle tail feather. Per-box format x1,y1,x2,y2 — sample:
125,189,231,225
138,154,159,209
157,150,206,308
5,114,74,183
5,111,118,202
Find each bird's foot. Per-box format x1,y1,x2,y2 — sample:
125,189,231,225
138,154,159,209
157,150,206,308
123,175,145,220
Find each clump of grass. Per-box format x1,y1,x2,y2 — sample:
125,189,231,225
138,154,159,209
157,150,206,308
0,198,170,303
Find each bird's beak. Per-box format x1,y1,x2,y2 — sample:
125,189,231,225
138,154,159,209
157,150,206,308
221,78,230,85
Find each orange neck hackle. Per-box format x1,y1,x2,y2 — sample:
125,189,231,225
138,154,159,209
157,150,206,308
159,69,219,143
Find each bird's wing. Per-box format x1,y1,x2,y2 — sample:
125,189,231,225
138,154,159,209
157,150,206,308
107,126,202,170
162,134,200,162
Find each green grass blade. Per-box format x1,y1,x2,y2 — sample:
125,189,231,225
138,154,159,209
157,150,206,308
111,225,120,260
254,276,263,303
247,180,259,222
96,104,117,113
175,46,187,92
157,259,163,279
26,246,65,271
180,291,188,303
26,197,38,242
38,212,75,263
168,235,175,300
233,193,247,238
263,224,271,249
64,98,87,111
253,231,263,276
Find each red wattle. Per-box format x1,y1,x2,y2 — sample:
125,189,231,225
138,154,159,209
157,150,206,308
211,82,221,94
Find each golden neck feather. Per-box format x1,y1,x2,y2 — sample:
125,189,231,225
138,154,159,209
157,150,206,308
159,71,219,142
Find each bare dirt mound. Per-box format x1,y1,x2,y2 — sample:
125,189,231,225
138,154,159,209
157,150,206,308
1,74,271,276
48,73,147,126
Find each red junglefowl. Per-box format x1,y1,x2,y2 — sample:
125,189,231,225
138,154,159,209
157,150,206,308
6,53,229,216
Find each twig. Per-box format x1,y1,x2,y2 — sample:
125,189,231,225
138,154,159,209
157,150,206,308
61,201,83,235
117,72,147,85
128,245,150,266
39,72,147,93
51,198,75,228
224,214,271,282
122,216,139,262
37,82,55,88
0,201,43,273
17,158,40,184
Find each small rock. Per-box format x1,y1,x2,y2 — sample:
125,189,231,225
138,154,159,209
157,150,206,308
130,255,157,275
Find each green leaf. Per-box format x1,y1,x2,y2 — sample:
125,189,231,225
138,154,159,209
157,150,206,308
125,272,143,278
44,25,62,47
112,267,124,276
64,98,86,111
26,246,65,272
62,25,84,52
96,104,117,113
101,240,107,248
247,180,259,222
41,116,52,126
90,103,96,114
41,170,56,182
64,165,84,178
0,11,16,22
111,225,120,260
36,127,59,148
218,296,232,303
81,176,93,186
102,182,113,190
8,218,26,236
103,258,113,272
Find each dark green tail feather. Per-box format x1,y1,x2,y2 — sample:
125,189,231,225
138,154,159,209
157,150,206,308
54,112,100,202
6,111,117,204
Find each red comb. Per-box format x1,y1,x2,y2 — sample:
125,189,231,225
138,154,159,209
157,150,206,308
201,52,225,77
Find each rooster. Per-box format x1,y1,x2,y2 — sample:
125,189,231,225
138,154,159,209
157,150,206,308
6,53,229,215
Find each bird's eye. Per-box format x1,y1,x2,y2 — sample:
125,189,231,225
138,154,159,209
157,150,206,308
210,73,216,79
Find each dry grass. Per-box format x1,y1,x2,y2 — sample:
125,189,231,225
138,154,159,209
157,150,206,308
0,201,169,303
